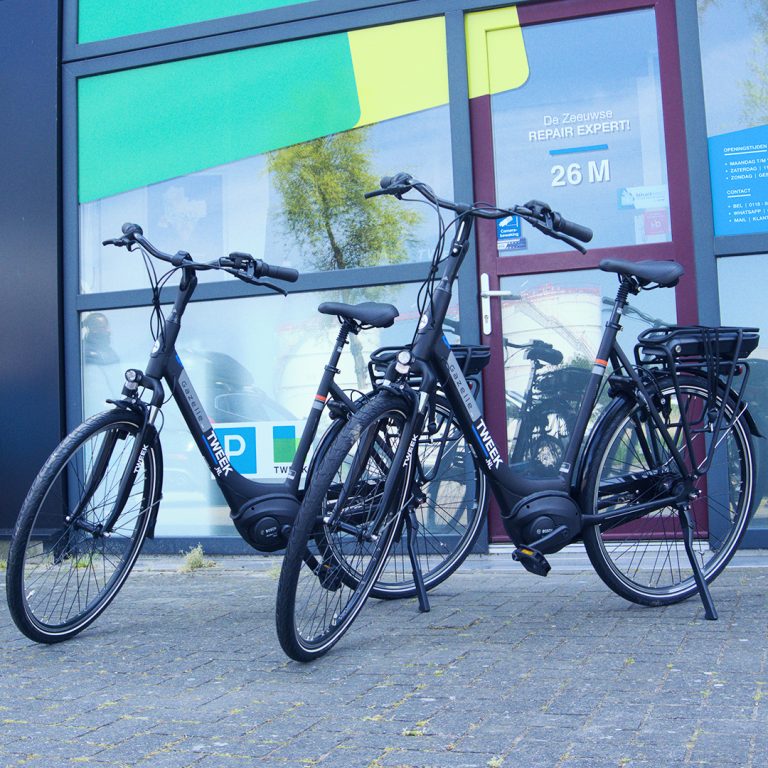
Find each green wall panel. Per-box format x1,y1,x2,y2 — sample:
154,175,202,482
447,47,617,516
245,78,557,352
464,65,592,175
78,34,360,202
78,0,312,43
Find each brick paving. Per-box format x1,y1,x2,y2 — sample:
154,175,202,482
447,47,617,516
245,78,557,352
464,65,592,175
1,552,767,768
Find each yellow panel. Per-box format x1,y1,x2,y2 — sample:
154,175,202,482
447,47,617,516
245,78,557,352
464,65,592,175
465,7,529,99
348,18,449,127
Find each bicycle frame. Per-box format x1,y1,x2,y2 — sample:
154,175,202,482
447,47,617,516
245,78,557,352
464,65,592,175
109,266,359,551
376,213,706,549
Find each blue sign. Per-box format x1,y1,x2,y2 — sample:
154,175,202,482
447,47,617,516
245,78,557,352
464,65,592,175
709,124,768,237
496,215,526,251
213,426,257,475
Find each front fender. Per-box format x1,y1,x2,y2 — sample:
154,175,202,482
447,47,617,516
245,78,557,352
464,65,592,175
144,423,163,539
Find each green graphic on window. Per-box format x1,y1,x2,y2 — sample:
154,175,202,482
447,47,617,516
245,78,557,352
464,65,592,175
78,0,312,44
78,18,449,203
78,34,359,202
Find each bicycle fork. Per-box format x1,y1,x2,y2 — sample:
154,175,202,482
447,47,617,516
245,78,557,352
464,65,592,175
376,422,431,614
70,375,162,538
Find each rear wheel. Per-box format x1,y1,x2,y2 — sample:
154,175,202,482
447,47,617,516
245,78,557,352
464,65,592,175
6,409,160,643
582,378,755,606
276,393,408,661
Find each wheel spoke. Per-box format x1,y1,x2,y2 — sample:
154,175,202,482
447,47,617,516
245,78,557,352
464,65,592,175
585,380,753,604
7,412,157,642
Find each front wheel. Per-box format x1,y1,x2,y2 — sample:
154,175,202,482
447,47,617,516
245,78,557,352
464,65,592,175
581,377,755,607
304,396,486,599
276,393,409,661
368,396,486,599
6,409,161,643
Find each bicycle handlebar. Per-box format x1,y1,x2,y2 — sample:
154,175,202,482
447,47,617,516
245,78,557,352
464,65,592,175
365,173,593,252
552,213,593,243
523,200,593,243
255,261,299,283
103,223,300,288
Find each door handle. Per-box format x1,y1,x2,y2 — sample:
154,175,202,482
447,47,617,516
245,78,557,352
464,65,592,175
480,273,515,334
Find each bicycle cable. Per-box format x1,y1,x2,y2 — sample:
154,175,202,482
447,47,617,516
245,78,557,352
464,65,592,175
135,246,183,414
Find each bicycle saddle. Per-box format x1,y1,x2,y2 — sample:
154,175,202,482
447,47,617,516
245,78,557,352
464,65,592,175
318,301,399,328
599,259,683,287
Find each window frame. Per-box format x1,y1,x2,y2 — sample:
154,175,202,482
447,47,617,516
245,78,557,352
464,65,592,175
61,4,483,553
675,1,768,547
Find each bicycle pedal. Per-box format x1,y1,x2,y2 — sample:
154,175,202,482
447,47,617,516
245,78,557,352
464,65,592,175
512,547,551,577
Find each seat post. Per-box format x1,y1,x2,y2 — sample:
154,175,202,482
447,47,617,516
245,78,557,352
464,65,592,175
326,319,356,374
606,277,634,333
288,317,357,493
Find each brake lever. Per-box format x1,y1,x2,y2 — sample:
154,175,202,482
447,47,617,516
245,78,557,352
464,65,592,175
548,229,587,254
522,216,586,254
257,280,288,296
102,236,132,248
226,268,288,296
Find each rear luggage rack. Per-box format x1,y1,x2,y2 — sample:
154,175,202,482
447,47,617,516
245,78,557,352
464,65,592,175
634,325,759,477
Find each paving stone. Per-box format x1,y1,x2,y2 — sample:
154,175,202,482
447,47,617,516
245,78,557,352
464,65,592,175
1,558,767,766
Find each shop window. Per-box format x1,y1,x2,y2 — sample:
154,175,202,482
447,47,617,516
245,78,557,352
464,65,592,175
78,18,453,292
80,282,459,536
717,254,768,527
78,0,314,44
488,9,670,254
698,0,768,237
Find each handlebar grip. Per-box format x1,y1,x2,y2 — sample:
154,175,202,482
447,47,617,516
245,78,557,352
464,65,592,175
365,173,415,199
121,222,144,238
384,172,413,188
256,260,299,283
553,215,593,243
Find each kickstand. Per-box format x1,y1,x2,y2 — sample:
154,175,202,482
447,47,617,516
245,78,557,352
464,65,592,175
679,505,717,621
405,510,430,613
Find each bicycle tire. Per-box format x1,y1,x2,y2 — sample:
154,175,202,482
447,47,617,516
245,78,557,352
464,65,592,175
581,376,755,607
6,409,161,643
303,396,486,600
276,392,409,661
366,396,486,598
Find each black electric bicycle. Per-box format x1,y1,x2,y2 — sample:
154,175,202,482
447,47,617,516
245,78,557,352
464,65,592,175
5,224,485,643
276,174,760,661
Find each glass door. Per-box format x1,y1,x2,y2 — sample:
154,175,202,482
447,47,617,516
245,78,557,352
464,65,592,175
466,1,695,541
